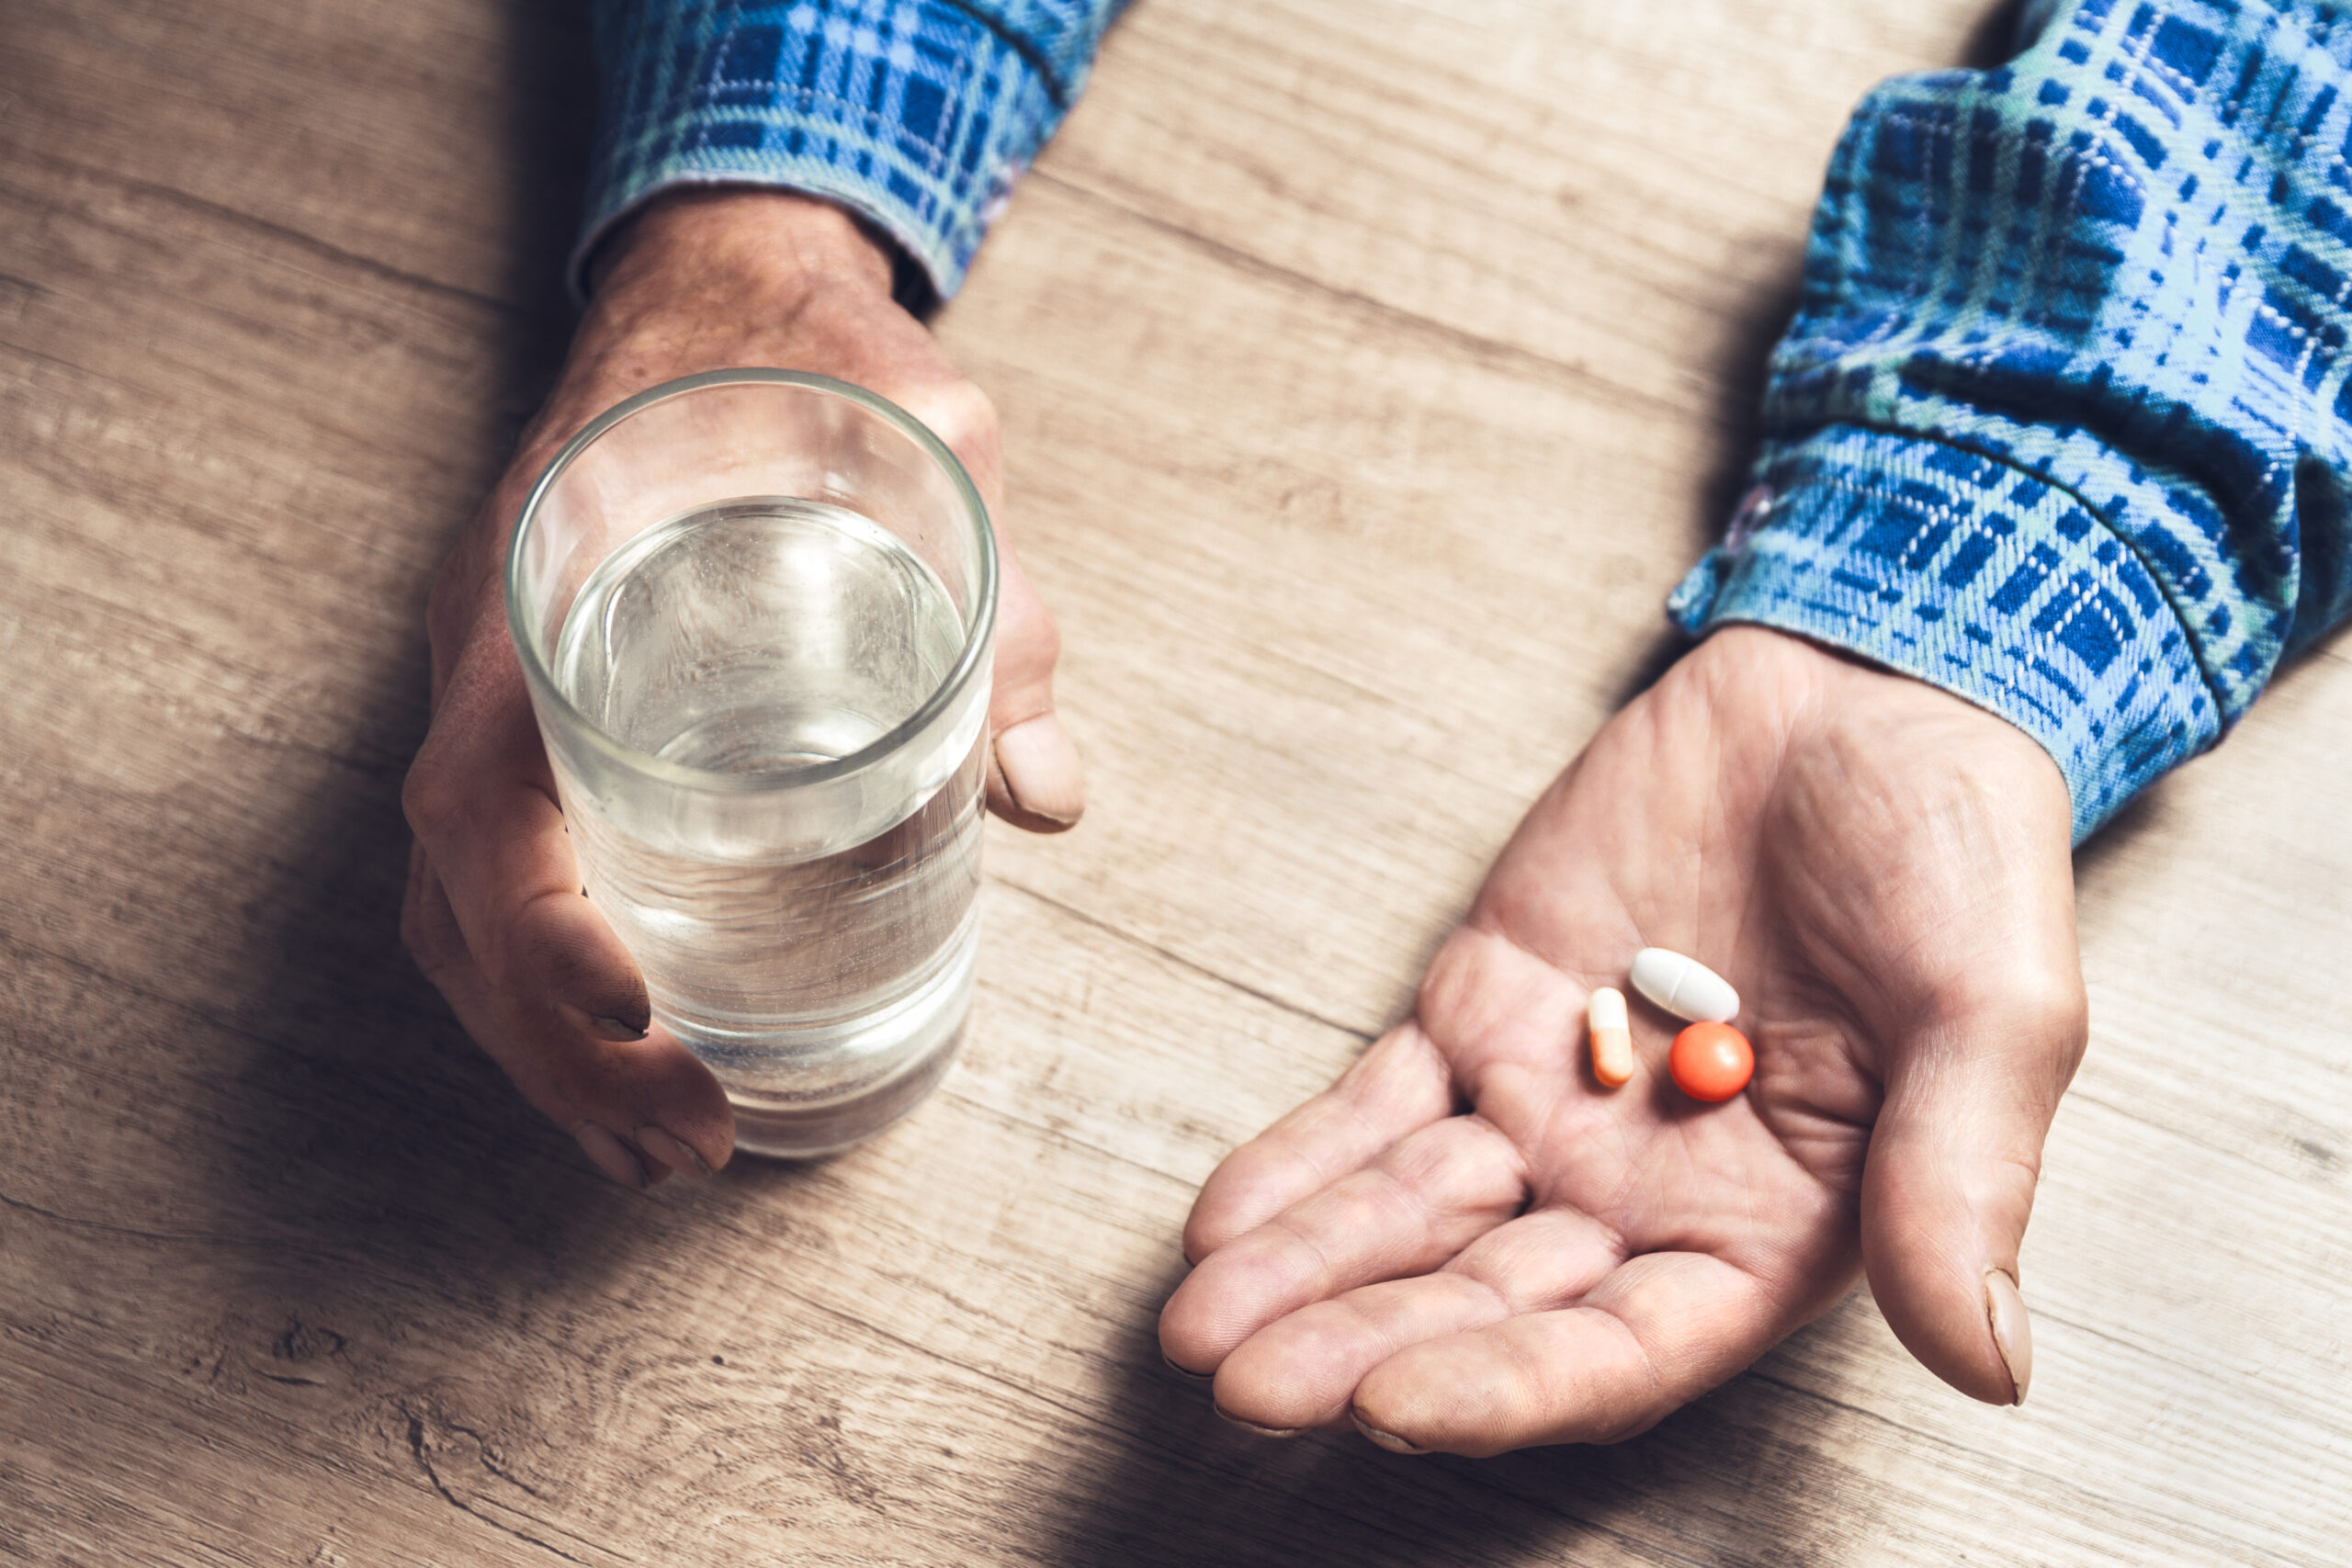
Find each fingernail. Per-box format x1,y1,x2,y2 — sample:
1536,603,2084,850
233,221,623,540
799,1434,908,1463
991,714,1084,829
1214,1404,1305,1439
556,1001,649,1043
572,1123,649,1189
636,1124,714,1179
1161,1353,1214,1383
1352,1413,1430,1455
1984,1268,2034,1406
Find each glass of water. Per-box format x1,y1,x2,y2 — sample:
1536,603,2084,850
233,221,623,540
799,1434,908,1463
505,369,997,1158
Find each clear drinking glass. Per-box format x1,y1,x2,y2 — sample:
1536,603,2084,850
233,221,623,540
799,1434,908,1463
505,369,997,1158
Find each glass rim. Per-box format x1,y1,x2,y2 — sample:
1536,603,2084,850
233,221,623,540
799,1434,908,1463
503,367,1000,795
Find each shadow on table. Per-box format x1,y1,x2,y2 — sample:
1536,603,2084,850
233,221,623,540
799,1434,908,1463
193,0,769,1405
1034,1265,1895,1568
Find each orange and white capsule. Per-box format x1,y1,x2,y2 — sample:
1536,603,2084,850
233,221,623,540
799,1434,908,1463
1588,986,1634,1088
1630,947,1739,1024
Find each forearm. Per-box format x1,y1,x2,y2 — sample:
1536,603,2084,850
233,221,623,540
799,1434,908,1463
1674,0,2352,840
578,0,1132,302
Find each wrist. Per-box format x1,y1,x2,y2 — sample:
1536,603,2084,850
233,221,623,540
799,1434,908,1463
586,187,898,322
1705,626,2071,837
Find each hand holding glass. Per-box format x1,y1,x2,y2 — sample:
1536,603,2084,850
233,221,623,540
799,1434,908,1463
506,370,996,1157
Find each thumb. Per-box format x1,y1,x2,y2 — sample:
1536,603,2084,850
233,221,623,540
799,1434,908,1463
982,547,1083,832
889,377,1082,834
1860,989,2086,1406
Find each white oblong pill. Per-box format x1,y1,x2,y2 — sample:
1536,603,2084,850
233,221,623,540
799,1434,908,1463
1630,947,1739,1024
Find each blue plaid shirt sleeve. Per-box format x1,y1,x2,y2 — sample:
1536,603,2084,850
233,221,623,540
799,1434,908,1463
1669,0,2352,841
577,1,1128,300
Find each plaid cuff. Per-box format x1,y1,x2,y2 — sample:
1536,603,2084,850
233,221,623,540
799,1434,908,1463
579,1,1097,301
1669,425,2223,843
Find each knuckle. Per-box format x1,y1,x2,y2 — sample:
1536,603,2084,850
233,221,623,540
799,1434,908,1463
400,756,460,843
1996,964,2090,1061
1017,598,1062,667
920,379,999,454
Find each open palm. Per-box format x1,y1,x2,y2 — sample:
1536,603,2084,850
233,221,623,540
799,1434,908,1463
1160,626,2085,1456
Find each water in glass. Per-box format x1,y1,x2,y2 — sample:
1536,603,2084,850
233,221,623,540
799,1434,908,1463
550,496,985,1156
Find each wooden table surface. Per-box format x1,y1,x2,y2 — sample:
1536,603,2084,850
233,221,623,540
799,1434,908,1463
6,2,2349,1563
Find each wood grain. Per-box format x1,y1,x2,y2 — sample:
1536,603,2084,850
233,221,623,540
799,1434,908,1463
3,1,2346,1563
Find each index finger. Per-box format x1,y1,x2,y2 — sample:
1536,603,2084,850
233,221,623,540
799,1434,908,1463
1182,1021,1457,1263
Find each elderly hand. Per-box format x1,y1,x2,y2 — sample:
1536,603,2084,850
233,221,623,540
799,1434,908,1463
1160,626,2083,1455
401,190,1082,1188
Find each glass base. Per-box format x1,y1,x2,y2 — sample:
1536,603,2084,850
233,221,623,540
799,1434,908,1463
726,1022,966,1158
683,933,980,1161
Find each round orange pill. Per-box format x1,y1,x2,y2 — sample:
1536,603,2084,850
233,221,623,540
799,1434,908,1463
1669,1021,1754,1102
